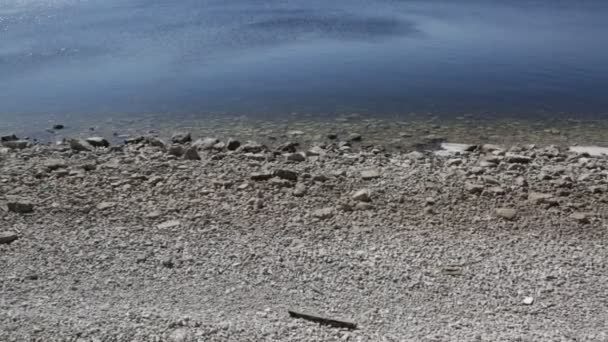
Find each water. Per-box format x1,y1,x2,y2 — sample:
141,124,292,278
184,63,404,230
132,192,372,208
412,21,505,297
1,0,608,124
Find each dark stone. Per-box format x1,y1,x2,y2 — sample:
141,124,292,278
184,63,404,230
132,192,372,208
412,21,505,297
226,139,241,151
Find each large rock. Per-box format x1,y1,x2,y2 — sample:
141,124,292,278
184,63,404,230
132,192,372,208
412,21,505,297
7,197,34,213
570,212,590,224
306,146,326,156
146,137,167,149
238,141,266,154
277,142,298,153
505,153,532,163
313,207,334,220
226,139,241,151
69,139,93,152
286,152,306,162
273,169,298,181
171,132,191,144
2,140,29,149
361,169,380,180
495,208,517,221
0,231,19,244
168,145,185,157
464,182,484,194
528,192,555,205
43,159,67,171
96,202,116,210
250,172,273,181
184,147,201,160
192,138,219,150
352,189,372,202
293,183,307,197
125,136,145,144
440,143,476,154
569,146,608,156
85,137,110,148
1,134,18,142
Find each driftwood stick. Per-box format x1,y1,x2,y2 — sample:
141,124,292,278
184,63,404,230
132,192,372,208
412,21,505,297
288,309,357,330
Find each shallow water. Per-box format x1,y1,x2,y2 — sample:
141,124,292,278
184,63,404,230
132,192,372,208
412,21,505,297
1,0,608,124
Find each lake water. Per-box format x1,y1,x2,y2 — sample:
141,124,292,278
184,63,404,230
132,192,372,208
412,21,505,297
1,0,608,124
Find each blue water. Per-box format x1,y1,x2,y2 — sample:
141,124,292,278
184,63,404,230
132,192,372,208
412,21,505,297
1,0,608,122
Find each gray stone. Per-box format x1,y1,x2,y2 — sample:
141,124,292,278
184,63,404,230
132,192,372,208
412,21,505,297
481,144,502,153
570,212,590,224
157,220,181,229
495,208,517,221
168,328,190,342
1,134,18,142
446,158,463,167
69,139,93,152
405,151,425,160
125,136,145,144
96,202,116,210
192,138,219,150
286,152,306,162
184,147,201,160
7,197,34,213
569,146,608,156
355,202,374,211
528,192,554,205
306,146,326,156
268,177,293,188
348,133,362,142
238,142,266,153
505,153,532,163
273,169,298,181
352,189,372,202
2,139,29,149
293,183,307,197
277,142,298,153
85,137,110,148
464,182,484,194
171,132,191,144
243,153,264,162
251,172,273,181
43,159,67,171
440,143,476,154
168,145,185,157
361,169,380,180
226,139,241,151
313,207,334,220
487,186,505,196
0,231,19,244
146,137,167,149
312,174,329,182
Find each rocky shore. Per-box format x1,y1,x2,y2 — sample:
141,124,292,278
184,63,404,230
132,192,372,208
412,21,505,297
1,132,608,341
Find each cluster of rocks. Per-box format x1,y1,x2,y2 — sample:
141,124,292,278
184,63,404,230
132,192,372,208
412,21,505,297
2,132,608,341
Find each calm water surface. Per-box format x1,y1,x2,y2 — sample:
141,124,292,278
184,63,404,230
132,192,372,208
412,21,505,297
1,0,608,124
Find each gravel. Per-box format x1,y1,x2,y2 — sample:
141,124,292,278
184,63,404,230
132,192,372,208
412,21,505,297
1,137,608,341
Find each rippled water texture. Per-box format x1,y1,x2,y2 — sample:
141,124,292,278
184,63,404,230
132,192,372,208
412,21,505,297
1,0,608,122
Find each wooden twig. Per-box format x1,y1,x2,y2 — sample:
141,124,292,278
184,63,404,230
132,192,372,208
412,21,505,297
288,309,357,330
